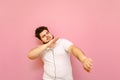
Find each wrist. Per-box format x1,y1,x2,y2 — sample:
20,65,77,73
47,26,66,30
44,44,49,48
81,56,87,63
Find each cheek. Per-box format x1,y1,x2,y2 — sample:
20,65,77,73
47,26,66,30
42,38,46,41
42,37,48,42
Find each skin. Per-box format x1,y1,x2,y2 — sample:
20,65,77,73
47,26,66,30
28,30,93,72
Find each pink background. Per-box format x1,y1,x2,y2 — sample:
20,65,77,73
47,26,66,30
0,0,120,80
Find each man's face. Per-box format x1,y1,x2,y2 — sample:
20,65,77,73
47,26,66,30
39,30,53,44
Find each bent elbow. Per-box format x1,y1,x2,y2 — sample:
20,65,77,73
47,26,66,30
28,52,36,60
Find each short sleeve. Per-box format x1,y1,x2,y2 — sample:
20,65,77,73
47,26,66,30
61,39,73,52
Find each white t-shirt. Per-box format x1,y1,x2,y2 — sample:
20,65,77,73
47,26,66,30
41,39,73,80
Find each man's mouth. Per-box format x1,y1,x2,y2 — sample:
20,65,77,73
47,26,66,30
46,37,51,41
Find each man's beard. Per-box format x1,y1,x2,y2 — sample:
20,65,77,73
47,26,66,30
42,36,54,44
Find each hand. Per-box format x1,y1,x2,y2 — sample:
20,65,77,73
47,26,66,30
82,58,93,72
47,37,59,48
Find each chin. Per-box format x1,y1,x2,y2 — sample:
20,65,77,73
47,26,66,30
42,40,50,44
42,36,54,44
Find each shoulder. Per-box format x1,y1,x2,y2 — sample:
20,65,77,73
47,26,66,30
57,38,70,41
57,38,70,43
57,38,73,46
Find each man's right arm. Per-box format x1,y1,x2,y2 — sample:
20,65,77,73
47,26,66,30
28,44,48,60
28,37,59,60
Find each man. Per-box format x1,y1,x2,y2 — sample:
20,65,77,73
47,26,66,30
28,26,93,80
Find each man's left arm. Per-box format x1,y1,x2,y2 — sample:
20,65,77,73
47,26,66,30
68,45,93,72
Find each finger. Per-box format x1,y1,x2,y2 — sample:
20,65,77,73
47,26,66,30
83,64,90,72
87,58,93,66
84,66,90,72
85,63,92,71
88,60,93,66
87,62,93,69
88,58,93,62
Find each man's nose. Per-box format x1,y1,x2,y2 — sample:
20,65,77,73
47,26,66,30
45,34,49,37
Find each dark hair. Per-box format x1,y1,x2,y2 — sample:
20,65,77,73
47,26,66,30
35,26,49,40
